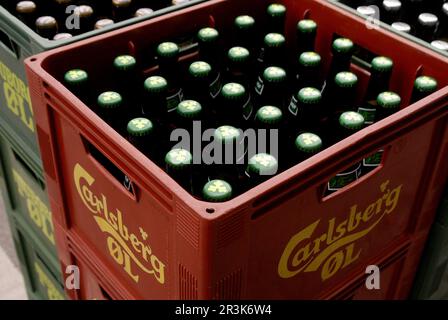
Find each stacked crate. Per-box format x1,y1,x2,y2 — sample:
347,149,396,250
0,0,205,300
24,0,448,299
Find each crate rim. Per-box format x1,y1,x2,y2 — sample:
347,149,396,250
25,0,448,220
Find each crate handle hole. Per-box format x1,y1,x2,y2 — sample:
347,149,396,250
44,93,51,101
206,208,215,214
30,58,37,62
43,82,49,88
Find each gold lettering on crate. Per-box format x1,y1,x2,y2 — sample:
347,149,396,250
12,169,55,244
0,60,33,131
278,180,403,281
34,262,64,300
73,163,166,285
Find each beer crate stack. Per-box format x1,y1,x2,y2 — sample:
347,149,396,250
0,0,205,300
23,0,448,299
331,0,448,300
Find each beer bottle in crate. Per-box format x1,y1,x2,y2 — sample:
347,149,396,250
73,5,95,35
98,91,127,134
266,3,286,34
438,4,448,40
287,87,322,140
112,0,133,21
431,40,448,52
326,38,354,84
362,91,401,172
156,42,184,112
165,148,194,193
202,179,233,202
380,0,403,25
143,76,169,123
233,15,257,50
135,8,154,17
94,18,115,30
225,46,252,88
294,132,323,163
175,100,202,135
113,54,140,116
358,56,393,125
254,106,284,166
391,21,412,34
244,153,279,189
415,13,439,42
210,125,245,190
257,33,286,72
218,83,254,129
254,66,288,110
324,71,358,120
411,76,438,103
16,1,38,27
35,16,58,39
185,61,215,108
356,6,377,19
296,19,318,55
295,51,322,89
197,27,223,99
64,69,91,103
327,111,365,194
53,32,73,40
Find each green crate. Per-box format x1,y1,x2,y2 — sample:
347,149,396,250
0,130,57,260
329,1,448,57
0,1,205,169
9,214,66,300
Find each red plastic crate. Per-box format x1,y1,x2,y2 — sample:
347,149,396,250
25,0,448,299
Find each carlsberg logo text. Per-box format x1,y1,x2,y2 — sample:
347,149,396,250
278,180,402,281
74,164,165,284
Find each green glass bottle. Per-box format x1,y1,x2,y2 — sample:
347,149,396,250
287,87,322,138
198,27,223,98
296,19,317,55
254,66,288,109
411,76,438,103
202,179,233,202
245,153,279,188
219,82,254,129
266,3,287,34
358,56,394,125
143,75,169,120
113,54,140,115
294,132,323,163
225,46,252,88
165,148,193,193
327,111,365,194
233,15,257,50
64,69,90,103
295,51,322,89
157,42,184,112
98,91,126,133
327,38,354,82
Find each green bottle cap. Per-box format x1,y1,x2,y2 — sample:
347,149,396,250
189,61,212,78
114,55,136,71
221,83,246,100
203,179,233,202
339,111,365,130
127,117,153,137
98,91,122,109
299,51,321,67
144,76,168,93
335,71,358,88
157,42,179,58
297,87,321,104
295,133,323,154
64,69,88,86
332,38,354,54
177,100,202,118
214,125,241,144
267,3,286,17
235,15,255,29
414,76,438,93
297,19,317,33
198,27,219,42
165,148,192,170
255,106,283,125
264,33,286,47
263,66,287,83
371,56,393,72
377,91,401,109
247,153,278,176
228,47,250,63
